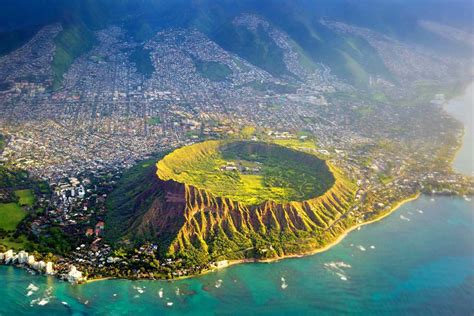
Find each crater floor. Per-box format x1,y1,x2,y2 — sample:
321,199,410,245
157,140,335,205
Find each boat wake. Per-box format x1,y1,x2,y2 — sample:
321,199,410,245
30,287,53,306
133,285,145,294
400,215,410,221
324,261,352,281
357,245,366,251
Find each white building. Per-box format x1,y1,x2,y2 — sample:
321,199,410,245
17,251,29,264
45,262,54,275
67,265,84,283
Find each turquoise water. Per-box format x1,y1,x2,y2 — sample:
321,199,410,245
1,84,473,315
0,196,473,315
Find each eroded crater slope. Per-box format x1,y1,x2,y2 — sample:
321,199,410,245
107,140,357,263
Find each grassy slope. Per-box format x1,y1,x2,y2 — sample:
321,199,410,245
210,24,290,77
194,60,232,82
14,189,34,206
0,203,27,231
105,154,167,242
0,134,5,152
52,23,96,89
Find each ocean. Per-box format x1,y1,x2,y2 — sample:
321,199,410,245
0,84,472,315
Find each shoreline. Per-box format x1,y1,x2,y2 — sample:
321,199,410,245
221,192,421,268
80,81,473,284
65,82,474,284
82,192,421,284
442,81,473,175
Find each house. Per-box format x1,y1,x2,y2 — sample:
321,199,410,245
95,221,105,236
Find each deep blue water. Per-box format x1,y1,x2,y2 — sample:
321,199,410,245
1,85,473,315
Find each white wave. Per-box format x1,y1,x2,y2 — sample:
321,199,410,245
27,283,39,292
37,299,49,306
337,262,351,268
30,287,53,306
400,215,410,221
31,297,50,306
324,261,352,270
133,286,144,294
417,209,424,214
357,245,366,251
336,272,347,281
324,261,352,281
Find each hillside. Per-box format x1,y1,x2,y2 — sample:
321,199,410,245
1,0,472,89
52,22,96,89
106,141,357,264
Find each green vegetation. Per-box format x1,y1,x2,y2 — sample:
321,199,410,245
273,138,317,150
0,164,52,251
211,24,289,77
157,140,335,205
244,80,297,94
340,51,369,88
0,188,33,249
194,60,232,82
106,141,356,266
0,202,27,231
105,154,168,242
14,189,34,206
239,126,256,139
402,81,469,106
33,226,73,255
0,167,30,190
52,23,96,89
129,45,155,78
0,134,6,152
0,234,29,250
147,116,161,125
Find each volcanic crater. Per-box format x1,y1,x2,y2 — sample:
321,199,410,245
107,140,357,261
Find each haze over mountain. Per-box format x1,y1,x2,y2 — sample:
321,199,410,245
1,0,472,88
